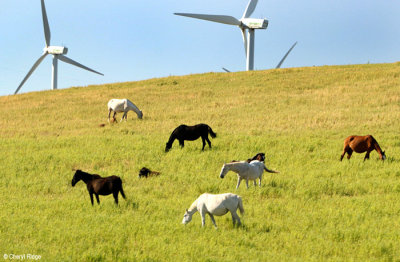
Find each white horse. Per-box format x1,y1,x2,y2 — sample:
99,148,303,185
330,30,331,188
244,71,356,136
107,99,143,122
182,193,244,228
219,160,279,189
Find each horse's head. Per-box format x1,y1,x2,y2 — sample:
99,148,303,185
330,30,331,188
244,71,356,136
219,163,228,179
255,153,265,162
182,209,193,225
381,151,386,161
71,170,83,186
165,142,172,152
138,111,143,119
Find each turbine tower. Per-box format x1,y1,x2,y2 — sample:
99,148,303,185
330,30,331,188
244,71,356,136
175,0,268,71
15,0,103,95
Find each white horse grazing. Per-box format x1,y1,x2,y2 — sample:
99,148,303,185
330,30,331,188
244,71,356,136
219,160,279,189
182,193,244,228
107,99,143,122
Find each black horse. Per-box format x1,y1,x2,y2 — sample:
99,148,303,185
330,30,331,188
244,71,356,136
71,170,126,206
138,167,161,178
165,123,217,152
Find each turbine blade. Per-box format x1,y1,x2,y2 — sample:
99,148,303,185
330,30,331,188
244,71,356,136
41,0,51,47
276,42,297,69
174,13,241,26
241,28,248,57
58,55,104,76
242,0,258,19
14,52,48,95
222,67,231,72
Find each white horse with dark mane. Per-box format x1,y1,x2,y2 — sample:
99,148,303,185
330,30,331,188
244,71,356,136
107,99,143,122
182,193,244,228
220,160,279,189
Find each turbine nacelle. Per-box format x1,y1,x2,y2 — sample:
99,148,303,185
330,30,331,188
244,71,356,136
175,0,268,71
44,46,68,55
240,18,268,29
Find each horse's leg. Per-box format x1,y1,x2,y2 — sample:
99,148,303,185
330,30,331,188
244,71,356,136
245,179,249,189
346,149,353,160
259,175,262,187
205,136,212,148
340,150,346,161
230,210,241,226
108,109,112,123
208,213,217,228
113,191,119,205
113,111,117,121
253,180,257,186
95,194,100,205
199,208,206,227
120,112,126,122
89,192,94,206
236,177,242,189
201,137,206,151
340,146,350,161
179,140,184,148
231,213,236,226
364,151,371,161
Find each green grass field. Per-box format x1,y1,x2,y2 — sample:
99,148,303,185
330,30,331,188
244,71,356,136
1,63,400,261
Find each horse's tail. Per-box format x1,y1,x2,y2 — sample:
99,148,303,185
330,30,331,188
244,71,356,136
208,126,217,138
118,178,126,199
238,196,244,215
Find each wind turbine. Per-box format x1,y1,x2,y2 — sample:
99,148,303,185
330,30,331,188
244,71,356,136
175,0,268,71
221,41,297,72
14,0,103,95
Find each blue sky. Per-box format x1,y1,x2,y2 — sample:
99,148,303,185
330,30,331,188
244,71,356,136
1,0,399,96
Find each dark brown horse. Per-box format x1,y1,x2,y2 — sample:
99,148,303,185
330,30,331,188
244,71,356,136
71,170,126,205
231,153,266,163
165,123,217,152
340,135,386,161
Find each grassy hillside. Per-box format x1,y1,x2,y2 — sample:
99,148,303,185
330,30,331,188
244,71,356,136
1,63,400,261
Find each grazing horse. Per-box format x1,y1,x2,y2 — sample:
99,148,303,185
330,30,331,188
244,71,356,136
182,193,244,228
165,123,217,152
220,160,279,189
71,170,126,205
231,152,266,163
138,167,161,178
340,135,386,161
107,98,143,122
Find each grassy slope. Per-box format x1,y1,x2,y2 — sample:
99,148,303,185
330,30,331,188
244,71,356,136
0,63,400,261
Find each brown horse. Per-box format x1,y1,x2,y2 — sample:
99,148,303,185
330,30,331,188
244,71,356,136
340,135,386,161
71,170,126,205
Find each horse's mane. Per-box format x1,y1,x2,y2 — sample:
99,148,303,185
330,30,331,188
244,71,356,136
126,99,141,113
369,135,384,153
188,199,198,213
77,170,102,181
